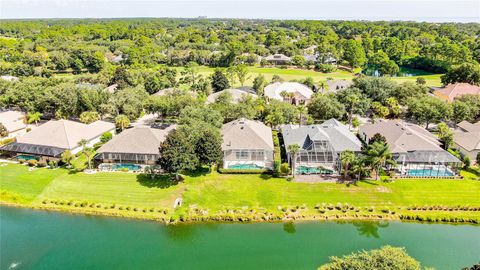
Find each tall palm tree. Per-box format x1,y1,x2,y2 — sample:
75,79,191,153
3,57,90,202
366,141,395,180
340,150,356,179
297,105,307,127
345,93,360,129
288,144,300,177
351,157,368,183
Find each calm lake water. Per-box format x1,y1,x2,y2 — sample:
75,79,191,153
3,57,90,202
1,206,479,270
362,66,434,77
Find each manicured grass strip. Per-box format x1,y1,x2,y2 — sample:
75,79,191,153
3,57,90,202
181,172,480,211
36,171,186,209
0,164,66,201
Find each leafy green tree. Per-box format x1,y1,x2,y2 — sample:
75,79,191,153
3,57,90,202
27,112,42,126
307,94,346,121
180,62,200,87
210,69,230,92
437,122,453,149
179,105,223,129
115,114,130,130
451,100,472,124
393,82,428,104
235,65,250,86
0,122,7,137
61,150,74,168
406,96,452,129
100,132,113,143
271,75,283,83
385,97,400,118
159,129,199,180
342,39,367,68
441,63,480,86
319,246,422,269
79,111,100,124
252,74,267,95
352,77,397,103
415,77,426,85
192,125,223,168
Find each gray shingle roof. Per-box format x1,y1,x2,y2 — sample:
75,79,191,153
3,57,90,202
281,119,362,152
454,131,480,151
15,120,115,150
222,118,274,151
97,125,176,155
359,120,442,153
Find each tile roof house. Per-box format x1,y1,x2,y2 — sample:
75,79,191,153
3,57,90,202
1,120,115,160
281,119,362,174
359,120,462,177
206,88,258,104
433,83,480,102
264,54,291,65
453,121,480,165
0,110,27,138
96,125,176,166
221,118,274,170
264,82,314,105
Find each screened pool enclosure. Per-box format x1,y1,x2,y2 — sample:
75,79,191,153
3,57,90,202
392,151,462,177
223,149,274,169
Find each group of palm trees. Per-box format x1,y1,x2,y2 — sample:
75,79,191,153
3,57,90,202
341,139,395,182
287,134,395,181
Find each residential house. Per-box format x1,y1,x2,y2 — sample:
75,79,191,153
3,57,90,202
359,120,462,177
453,121,480,165
221,118,274,170
264,82,314,105
206,88,257,104
281,119,362,175
0,110,27,138
264,54,291,65
1,120,115,162
320,80,352,94
433,83,480,102
96,125,176,171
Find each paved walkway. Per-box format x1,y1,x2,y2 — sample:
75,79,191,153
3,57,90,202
292,174,341,183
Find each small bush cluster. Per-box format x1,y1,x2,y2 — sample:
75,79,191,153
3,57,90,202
400,214,478,224
407,205,480,211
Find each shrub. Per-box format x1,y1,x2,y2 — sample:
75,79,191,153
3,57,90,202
27,159,37,167
100,132,113,143
18,158,26,164
316,63,337,73
37,161,47,167
279,163,291,176
319,246,422,270
120,168,129,172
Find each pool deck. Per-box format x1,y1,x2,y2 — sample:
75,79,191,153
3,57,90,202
292,174,340,183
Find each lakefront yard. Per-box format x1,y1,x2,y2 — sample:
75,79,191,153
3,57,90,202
1,164,479,223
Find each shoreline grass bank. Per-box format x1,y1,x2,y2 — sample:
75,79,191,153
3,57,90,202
1,163,479,224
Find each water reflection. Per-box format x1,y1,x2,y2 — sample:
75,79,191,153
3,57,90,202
352,221,389,238
283,222,296,234
164,223,196,241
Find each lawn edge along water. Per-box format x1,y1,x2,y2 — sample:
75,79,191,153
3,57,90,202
1,164,479,225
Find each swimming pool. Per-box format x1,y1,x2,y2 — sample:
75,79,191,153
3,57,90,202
407,168,454,177
16,155,38,161
296,166,333,175
228,164,264,170
112,163,142,171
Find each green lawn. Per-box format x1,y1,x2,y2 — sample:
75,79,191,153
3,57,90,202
179,66,443,87
1,163,478,221
0,164,185,208
181,172,480,211
0,164,66,201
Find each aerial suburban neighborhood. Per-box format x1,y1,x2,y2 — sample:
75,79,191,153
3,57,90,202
0,5,479,270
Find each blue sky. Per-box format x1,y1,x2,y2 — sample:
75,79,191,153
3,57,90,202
0,0,479,22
